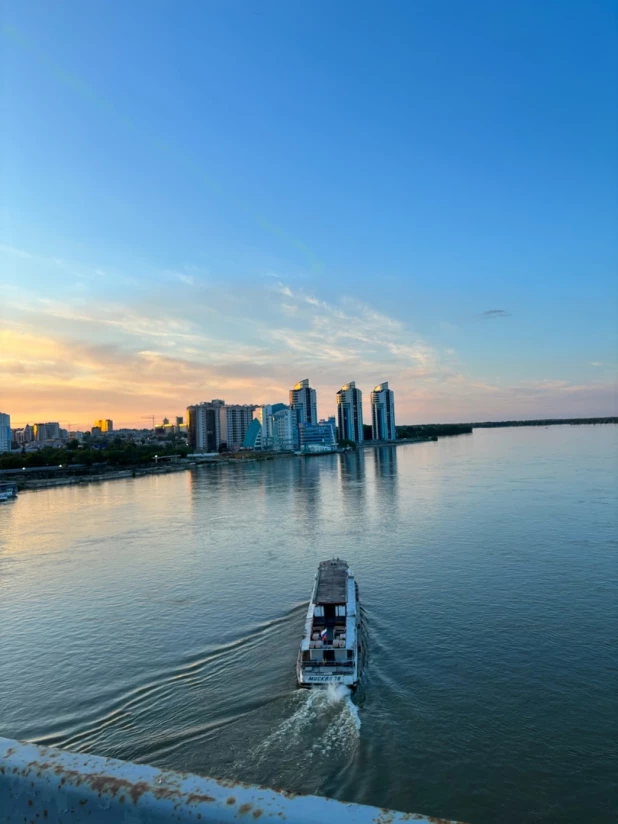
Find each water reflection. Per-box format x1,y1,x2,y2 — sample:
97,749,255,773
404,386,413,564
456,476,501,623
373,447,399,517
339,450,366,522
292,457,323,525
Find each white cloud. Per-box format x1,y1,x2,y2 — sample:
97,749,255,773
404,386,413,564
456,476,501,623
4,260,617,425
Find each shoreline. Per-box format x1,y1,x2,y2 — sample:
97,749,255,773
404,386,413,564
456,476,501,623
9,437,440,493
9,421,615,494
7,420,614,494
16,463,190,492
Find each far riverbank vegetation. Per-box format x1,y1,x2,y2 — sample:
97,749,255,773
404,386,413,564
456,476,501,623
0,440,188,471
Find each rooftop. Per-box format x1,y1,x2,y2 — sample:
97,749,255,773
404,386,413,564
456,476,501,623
315,558,348,604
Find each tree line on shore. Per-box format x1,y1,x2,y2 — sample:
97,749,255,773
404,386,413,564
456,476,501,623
468,417,617,428
0,440,187,471
396,423,473,438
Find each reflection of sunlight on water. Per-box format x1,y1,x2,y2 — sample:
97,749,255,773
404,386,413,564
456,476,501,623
242,687,360,769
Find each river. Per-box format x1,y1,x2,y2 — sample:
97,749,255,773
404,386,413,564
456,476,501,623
1,425,616,823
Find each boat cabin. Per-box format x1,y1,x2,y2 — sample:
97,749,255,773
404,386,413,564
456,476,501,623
299,559,357,671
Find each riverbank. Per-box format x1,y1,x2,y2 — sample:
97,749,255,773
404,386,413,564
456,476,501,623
8,436,443,492
14,463,190,492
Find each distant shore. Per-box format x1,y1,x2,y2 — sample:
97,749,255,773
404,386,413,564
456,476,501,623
5,437,439,493
465,416,617,429
3,417,615,494
13,463,190,492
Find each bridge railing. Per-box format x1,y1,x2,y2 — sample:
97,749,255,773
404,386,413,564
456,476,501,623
0,736,462,823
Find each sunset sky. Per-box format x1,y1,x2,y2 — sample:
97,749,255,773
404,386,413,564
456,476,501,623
2,1,617,429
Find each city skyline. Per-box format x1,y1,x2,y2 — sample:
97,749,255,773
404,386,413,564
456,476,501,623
9,376,394,433
5,375,399,452
5,355,617,432
1,2,616,426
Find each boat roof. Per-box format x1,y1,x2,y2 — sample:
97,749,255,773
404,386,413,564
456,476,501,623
315,559,348,604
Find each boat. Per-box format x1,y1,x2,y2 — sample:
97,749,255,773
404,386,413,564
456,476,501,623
296,558,361,688
0,482,18,502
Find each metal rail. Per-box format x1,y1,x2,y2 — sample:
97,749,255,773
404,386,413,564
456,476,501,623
0,737,462,823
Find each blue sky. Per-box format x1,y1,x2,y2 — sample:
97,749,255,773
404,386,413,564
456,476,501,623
1,0,616,427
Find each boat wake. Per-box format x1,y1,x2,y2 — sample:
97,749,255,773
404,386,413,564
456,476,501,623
242,686,360,770
29,605,307,757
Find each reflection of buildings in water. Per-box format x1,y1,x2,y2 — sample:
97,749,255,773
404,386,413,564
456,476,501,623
254,456,296,499
188,457,314,523
373,446,399,512
338,449,366,520
188,462,225,497
292,456,326,525
374,446,398,479
189,458,290,492
187,460,298,540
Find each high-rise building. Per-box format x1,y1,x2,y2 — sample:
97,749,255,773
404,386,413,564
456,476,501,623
0,412,11,453
253,404,297,451
186,401,225,452
94,419,114,433
371,382,396,441
33,422,61,441
255,405,273,447
298,417,337,452
289,379,317,427
271,406,296,451
219,405,256,450
255,403,288,450
337,381,364,443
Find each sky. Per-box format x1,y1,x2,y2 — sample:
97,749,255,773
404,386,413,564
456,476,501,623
1,0,617,429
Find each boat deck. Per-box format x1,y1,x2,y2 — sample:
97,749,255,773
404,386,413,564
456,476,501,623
315,560,348,604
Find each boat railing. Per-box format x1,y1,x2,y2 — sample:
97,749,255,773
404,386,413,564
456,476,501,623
302,662,354,673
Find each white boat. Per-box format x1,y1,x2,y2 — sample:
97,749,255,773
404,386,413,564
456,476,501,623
0,483,18,502
297,558,361,688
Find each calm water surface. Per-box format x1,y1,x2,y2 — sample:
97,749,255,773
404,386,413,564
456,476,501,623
1,426,617,822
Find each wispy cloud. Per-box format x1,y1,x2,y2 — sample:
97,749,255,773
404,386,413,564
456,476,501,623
3,266,616,427
480,309,511,319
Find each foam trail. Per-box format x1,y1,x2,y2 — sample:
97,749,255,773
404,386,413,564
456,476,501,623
241,686,361,772
311,686,361,754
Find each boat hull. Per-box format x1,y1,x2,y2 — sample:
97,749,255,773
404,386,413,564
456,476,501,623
296,654,359,688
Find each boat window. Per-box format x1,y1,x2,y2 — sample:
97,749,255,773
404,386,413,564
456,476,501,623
314,606,324,617
336,605,346,617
